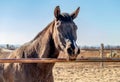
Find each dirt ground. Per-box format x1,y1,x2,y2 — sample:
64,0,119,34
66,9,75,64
53,50,120,82
53,63,120,82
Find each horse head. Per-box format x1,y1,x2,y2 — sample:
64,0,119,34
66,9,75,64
53,6,80,60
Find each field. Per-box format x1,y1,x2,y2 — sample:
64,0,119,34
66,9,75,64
53,63,120,82
53,50,120,82
0,48,120,82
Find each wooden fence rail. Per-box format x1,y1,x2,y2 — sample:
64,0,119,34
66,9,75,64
0,58,120,63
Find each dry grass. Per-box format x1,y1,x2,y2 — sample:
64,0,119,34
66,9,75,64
53,50,120,82
0,48,12,58
53,63,120,82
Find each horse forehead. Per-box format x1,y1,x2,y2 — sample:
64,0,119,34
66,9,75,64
60,24,76,36
61,22,75,30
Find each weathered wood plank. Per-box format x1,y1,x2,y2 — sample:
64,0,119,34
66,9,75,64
0,58,120,63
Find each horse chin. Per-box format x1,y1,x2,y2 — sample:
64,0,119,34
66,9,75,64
67,55,78,60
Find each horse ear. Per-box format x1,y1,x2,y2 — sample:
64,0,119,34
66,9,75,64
54,6,61,19
70,7,80,20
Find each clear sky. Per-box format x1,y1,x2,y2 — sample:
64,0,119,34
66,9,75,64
0,0,120,46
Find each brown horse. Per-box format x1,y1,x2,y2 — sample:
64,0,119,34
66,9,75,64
1,6,80,82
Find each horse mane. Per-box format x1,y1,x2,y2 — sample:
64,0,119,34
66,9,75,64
9,14,72,59
32,21,55,41
7,20,56,59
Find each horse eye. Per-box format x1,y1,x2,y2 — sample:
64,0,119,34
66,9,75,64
56,21,61,27
56,22,59,25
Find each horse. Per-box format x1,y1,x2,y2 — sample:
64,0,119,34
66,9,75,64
0,6,80,82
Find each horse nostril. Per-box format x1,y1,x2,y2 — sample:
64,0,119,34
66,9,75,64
74,48,80,55
77,48,80,54
67,48,73,55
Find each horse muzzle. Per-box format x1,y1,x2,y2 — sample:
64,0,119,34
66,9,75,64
66,47,80,60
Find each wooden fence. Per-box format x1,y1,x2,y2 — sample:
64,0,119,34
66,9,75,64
0,58,120,63
0,43,120,64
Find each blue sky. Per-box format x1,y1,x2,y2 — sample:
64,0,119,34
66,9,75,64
0,0,120,46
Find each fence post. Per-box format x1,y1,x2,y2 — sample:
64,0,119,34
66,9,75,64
100,43,104,67
110,49,112,58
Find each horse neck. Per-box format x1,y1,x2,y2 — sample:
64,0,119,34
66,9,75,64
28,21,58,77
32,21,59,58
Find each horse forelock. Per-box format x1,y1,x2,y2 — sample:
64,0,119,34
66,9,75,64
59,13,72,22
